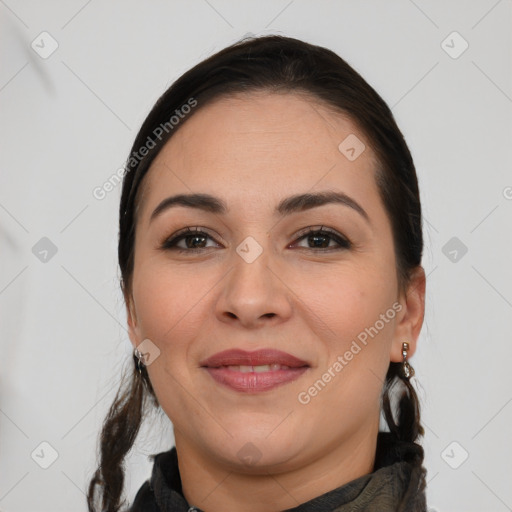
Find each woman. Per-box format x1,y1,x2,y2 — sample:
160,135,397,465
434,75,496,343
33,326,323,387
87,35,428,512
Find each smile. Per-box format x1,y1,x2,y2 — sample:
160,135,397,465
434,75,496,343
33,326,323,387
199,348,310,392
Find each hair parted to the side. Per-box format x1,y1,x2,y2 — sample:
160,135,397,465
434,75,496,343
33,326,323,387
87,34,425,512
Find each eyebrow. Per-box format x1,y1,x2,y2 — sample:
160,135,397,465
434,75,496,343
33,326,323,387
149,191,370,224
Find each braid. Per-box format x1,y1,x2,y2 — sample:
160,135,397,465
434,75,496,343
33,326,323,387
87,358,158,512
382,361,424,444
381,360,428,509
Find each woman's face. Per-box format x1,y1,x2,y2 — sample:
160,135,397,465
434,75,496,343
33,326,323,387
127,92,424,473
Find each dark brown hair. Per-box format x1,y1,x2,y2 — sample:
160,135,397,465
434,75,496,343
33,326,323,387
87,34,425,512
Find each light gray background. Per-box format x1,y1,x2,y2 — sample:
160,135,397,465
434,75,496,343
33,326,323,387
1,1,511,511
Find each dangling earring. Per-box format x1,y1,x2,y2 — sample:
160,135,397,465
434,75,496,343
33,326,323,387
134,348,145,375
399,342,415,379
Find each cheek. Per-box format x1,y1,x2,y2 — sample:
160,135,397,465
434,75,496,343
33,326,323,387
295,264,394,346
294,264,396,410
131,264,207,419
298,270,395,423
131,262,206,350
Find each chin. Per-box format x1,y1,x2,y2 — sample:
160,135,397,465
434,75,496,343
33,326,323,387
207,430,304,473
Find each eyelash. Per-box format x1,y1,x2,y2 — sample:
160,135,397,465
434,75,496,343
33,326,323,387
159,226,352,253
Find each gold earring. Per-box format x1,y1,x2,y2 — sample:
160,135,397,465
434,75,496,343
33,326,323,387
399,342,415,379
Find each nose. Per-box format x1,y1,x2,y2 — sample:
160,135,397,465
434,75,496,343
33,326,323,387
215,239,293,329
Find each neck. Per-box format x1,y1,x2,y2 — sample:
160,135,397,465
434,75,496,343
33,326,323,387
175,424,379,512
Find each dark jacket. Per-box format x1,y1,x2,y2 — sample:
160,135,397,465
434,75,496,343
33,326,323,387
127,432,427,511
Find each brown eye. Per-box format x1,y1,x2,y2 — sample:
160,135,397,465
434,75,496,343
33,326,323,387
293,227,351,251
180,234,208,249
161,228,220,252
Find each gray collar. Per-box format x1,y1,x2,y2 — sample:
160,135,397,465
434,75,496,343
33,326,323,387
132,432,427,512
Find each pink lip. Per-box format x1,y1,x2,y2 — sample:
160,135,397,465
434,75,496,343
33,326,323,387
199,348,309,368
199,349,310,393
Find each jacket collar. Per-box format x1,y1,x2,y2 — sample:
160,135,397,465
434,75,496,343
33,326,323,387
133,432,427,512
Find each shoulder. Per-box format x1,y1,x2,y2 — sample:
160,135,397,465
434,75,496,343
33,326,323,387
125,479,159,512
125,447,182,511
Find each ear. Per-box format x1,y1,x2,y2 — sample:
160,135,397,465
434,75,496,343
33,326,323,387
125,294,141,351
390,266,426,362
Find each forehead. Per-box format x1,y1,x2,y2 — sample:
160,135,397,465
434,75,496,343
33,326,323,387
136,91,380,220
